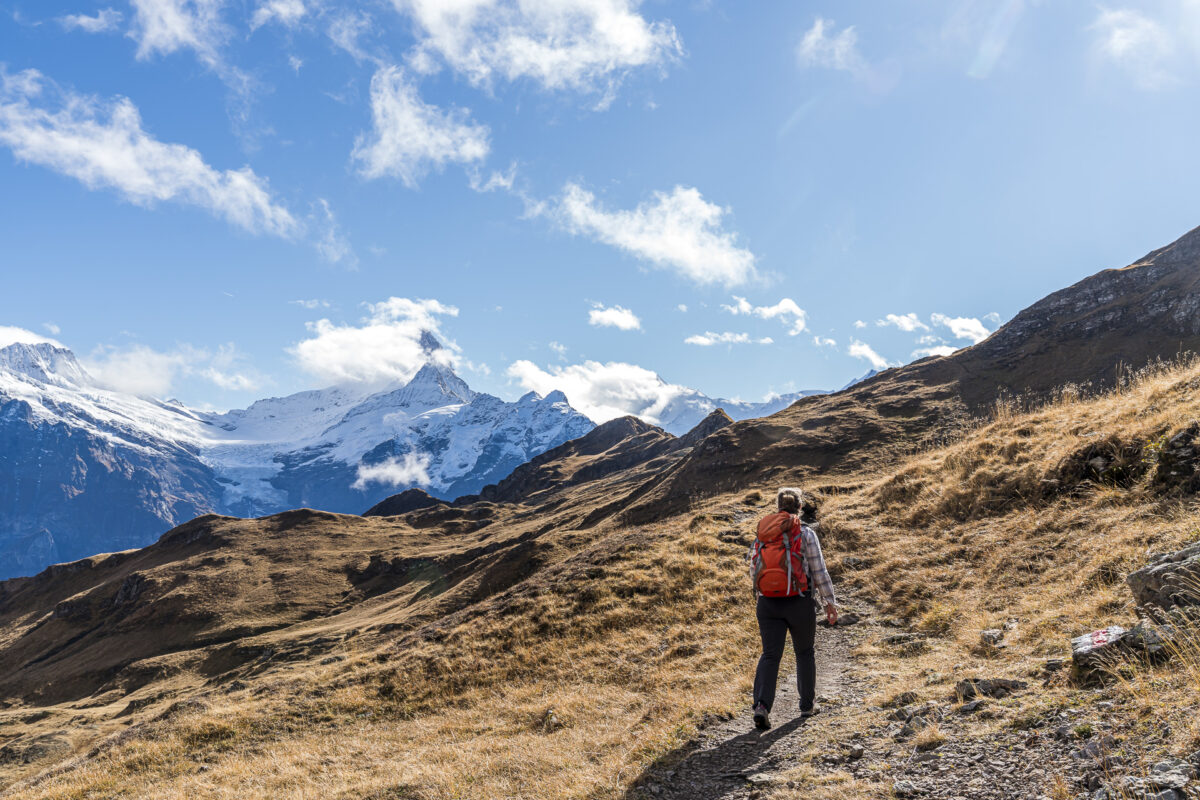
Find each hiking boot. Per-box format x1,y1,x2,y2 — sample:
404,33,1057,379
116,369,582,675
799,705,819,719
752,703,770,730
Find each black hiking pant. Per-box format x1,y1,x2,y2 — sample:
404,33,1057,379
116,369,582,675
752,594,817,713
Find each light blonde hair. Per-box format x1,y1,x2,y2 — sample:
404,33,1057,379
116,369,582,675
776,487,802,514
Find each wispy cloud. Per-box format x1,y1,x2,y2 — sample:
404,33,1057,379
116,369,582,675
813,335,836,348
58,7,122,33
684,331,773,346
0,69,299,237
931,312,990,343
352,453,431,489
0,325,63,348
848,338,890,370
588,303,641,331
876,312,929,332
128,0,229,70
1090,7,1177,90
290,297,460,385
797,17,866,73
552,183,757,286
722,296,807,335
968,0,1025,79
83,341,260,397
352,66,490,187
399,0,682,99
912,344,958,359
507,358,693,425
251,0,306,31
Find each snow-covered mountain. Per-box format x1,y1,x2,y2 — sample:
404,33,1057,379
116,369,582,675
654,388,826,435
0,341,593,579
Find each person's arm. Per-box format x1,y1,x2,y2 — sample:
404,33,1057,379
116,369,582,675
801,525,838,622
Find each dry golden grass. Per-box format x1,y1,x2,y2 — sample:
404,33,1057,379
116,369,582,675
9,519,764,800
814,356,1200,763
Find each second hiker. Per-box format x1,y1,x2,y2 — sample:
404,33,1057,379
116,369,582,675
747,487,837,730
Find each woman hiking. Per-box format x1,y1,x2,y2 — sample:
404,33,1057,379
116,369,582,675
748,487,837,730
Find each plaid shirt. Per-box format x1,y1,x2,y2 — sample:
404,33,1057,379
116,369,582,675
749,522,837,611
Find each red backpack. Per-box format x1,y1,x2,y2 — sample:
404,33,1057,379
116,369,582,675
750,511,808,597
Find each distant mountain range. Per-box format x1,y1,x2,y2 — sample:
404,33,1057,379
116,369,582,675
0,337,827,578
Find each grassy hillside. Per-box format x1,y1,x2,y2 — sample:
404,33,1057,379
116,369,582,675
4,356,1200,799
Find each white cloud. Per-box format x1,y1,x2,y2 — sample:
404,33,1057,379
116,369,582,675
966,0,1024,80
288,55,303,73
290,297,460,385
553,183,757,286
549,341,567,359
312,198,356,266
352,453,431,489
853,320,867,329
724,296,807,334
290,299,329,309
676,304,687,313
797,17,866,74
1091,8,1177,90
468,163,517,193
876,312,929,332
912,344,958,359
398,0,682,96
128,0,229,68
684,331,773,346
82,342,258,397
588,303,641,330
507,359,693,424
848,339,889,370
984,311,1002,325
931,313,990,344
328,11,372,61
813,335,837,348
251,0,306,31
42,322,62,336
352,65,490,187
58,7,122,33
0,325,63,348
0,69,299,238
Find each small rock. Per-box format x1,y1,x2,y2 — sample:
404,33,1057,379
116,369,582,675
745,772,779,786
980,629,1005,647
893,779,923,797
898,715,929,739
958,699,986,713
1071,735,1115,761
848,744,865,760
884,691,920,709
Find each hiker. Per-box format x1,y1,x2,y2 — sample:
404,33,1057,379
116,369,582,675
748,487,837,730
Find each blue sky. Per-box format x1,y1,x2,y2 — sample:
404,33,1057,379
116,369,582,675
2,0,1199,422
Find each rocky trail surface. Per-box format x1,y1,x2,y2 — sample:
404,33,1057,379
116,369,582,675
625,591,1200,800
624,607,863,799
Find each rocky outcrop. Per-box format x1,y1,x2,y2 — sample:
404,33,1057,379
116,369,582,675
1127,542,1200,612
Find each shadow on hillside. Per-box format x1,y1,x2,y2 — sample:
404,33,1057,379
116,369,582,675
620,715,807,799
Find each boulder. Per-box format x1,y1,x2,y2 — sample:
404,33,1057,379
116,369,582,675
1071,623,1175,683
1127,542,1200,612
1071,626,1127,681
